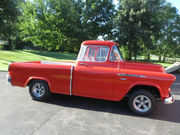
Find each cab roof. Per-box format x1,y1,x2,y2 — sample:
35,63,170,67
81,40,118,47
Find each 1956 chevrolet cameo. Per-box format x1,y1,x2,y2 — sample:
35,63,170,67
7,40,176,115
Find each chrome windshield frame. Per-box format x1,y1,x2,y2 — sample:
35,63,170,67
109,45,124,62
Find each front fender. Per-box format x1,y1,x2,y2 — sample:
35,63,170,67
128,81,161,94
126,81,169,101
113,80,163,101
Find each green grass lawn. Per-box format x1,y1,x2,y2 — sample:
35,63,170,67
0,50,174,72
0,50,77,71
132,55,174,68
151,62,172,68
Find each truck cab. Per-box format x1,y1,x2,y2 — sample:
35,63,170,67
73,41,122,99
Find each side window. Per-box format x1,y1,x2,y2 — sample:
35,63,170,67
109,46,121,61
88,48,95,57
83,46,109,62
95,47,109,62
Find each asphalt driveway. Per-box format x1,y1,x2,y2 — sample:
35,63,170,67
0,72,180,135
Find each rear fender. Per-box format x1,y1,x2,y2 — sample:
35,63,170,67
24,77,51,91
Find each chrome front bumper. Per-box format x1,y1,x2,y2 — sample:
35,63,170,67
164,93,175,104
6,74,11,85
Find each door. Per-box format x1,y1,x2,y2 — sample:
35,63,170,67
74,45,114,99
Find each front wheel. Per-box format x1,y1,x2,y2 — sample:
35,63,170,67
128,90,156,115
29,80,51,101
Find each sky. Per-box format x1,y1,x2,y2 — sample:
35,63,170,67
29,0,180,14
113,0,180,14
167,0,180,13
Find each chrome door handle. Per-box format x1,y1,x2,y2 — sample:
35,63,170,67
120,78,127,80
79,63,85,65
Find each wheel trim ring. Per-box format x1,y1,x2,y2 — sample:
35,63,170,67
32,83,45,98
133,95,152,113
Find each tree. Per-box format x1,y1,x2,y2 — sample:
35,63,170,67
83,0,115,39
114,0,166,60
18,0,115,52
0,0,21,49
154,3,180,62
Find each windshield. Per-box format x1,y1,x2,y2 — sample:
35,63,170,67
77,45,109,62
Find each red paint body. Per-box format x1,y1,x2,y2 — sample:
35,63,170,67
8,40,176,102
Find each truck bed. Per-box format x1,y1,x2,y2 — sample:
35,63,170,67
9,61,75,95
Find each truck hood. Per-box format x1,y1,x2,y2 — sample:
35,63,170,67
123,61,165,73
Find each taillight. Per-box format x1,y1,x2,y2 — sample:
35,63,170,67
8,63,11,71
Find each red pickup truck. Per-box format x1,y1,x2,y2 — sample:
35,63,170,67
7,40,175,115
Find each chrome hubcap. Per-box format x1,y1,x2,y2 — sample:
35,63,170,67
133,95,151,113
32,83,45,98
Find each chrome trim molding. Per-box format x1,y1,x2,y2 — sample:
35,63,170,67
117,73,146,78
41,61,75,66
164,93,175,104
70,65,74,96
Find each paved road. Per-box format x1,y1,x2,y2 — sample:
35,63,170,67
0,72,180,135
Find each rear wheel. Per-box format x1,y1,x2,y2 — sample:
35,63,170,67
128,90,156,115
29,80,51,101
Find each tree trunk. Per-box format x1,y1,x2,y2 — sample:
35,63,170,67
134,42,137,61
134,51,137,61
159,55,161,62
8,39,12,50
60,48,64,52
128,45,132,60
146,52,150,62
163,54,166,62
128,50,132,60
163,57,166,62
69,47,74,53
